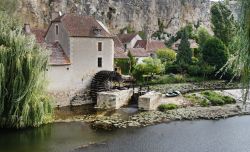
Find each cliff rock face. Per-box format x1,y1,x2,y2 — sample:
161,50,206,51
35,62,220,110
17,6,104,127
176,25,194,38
17,0,212,34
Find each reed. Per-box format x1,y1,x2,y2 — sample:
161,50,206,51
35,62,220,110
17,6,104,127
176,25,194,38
0,12,53,128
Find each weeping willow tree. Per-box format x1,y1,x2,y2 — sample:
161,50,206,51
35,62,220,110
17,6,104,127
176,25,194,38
0,12,53,128
220,0,250,105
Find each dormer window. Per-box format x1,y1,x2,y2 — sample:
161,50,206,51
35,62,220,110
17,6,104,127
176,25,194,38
93,26,102,36
55,24,59,35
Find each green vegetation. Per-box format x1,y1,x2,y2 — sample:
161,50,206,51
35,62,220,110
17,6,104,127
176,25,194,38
133,58,164,81
211,2,235,47
114,59,130,74
158,104,178,112
220,0,250,104
176,30,192,66
185,94,209,107
202,37,228,70
156,48,176,64
0,13,53,129
201,91,236,106
185,91,236,107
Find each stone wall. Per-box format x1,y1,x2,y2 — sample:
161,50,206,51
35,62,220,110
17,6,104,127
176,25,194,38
138,91,162,110
96,89,133,109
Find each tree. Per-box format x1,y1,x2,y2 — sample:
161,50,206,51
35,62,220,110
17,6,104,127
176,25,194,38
0,13,53,129
202,37,228,70
197,26,212,49
133,58,164,81
220,0,250,104
211,2,235,47
128,51,137,74
176,30,192,65
156,48,176,64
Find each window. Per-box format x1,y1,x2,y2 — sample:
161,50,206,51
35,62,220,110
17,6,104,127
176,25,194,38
55,24,59,35
98,42,102,51
98,57,102,67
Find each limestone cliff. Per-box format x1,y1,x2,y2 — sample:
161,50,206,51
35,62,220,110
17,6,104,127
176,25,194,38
17,0,213,34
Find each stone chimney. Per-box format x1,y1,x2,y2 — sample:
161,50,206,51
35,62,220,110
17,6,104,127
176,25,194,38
24,23,31,33
123,29,127,34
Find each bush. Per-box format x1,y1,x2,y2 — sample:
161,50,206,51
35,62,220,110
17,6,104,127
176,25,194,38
114,58,130,74
156,48,176,64
188,65,201,76
133,58,164,82
223,96,236,104
202,37,228,69
158,104,178,111
209,96,225,106
185,94,209,107
201,91,236,106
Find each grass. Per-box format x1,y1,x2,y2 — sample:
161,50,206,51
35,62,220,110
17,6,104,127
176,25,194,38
158,104,179,112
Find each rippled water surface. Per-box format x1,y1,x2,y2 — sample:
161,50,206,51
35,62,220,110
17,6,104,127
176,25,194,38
1,116,250,152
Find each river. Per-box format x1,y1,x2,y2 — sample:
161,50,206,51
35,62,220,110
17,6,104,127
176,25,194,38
1,116,250,152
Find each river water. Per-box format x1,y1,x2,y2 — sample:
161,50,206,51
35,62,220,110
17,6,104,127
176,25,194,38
1,116,250,152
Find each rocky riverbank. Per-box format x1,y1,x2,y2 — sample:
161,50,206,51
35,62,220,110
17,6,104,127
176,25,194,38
90,103,250,131
150,81,240,94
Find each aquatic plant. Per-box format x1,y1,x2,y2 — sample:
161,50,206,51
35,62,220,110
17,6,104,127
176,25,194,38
0,12,53,128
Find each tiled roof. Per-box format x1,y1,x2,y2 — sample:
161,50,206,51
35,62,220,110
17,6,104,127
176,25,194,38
128,48,150,57
46,42,71,65
118,33,138,44
134,40,166,53
114,50,128,59
51,14,112,38
25,28,46,43
113,36,125,52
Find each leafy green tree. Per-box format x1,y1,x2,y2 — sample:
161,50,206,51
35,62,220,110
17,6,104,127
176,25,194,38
114,59,130,74
128,51,137,74
202,37,228,70
220,0,250,104
133,58,164,81
211,2,235,47
176,30,192,65
0,13,53,129
156,48,176,64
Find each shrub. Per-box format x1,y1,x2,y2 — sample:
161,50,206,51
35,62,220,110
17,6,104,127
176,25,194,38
202,37,228,70
201,91,236,106
133,58,164,82
158,104,178,111
185,94,209,107
156,48,176,64
188,65,201,76
209,96,225,106
114,58,130,74
223,96,236,104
